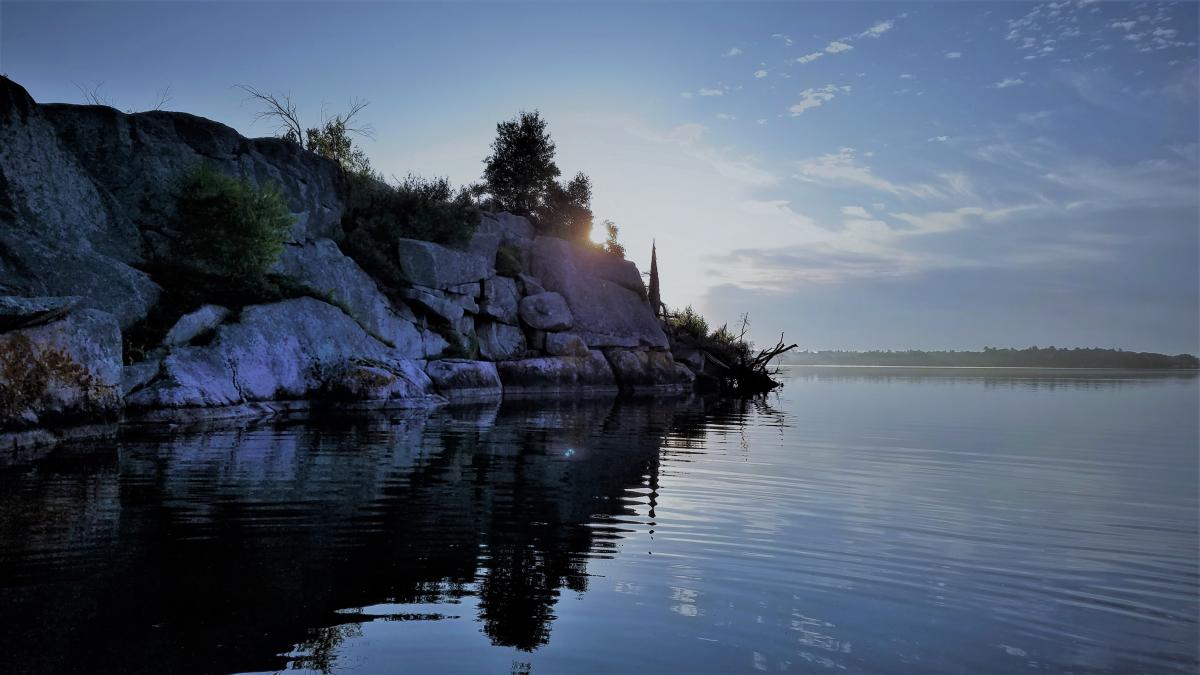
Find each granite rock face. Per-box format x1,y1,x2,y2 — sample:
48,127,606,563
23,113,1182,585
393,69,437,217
0,77,160,328
394,239,493,289
0,74,699,441
496,351,617,391
519,292,573,331
0,308,124,427
274,238,423,357
425,359,503,398
530,237,668,349
127,298,434,409
476,321,526,361
604,349,692,391
162,304,230,347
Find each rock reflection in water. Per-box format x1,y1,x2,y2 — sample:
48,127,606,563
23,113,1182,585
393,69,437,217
0,394,727,674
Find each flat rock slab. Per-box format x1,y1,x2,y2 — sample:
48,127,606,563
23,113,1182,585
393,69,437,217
395,239,493,289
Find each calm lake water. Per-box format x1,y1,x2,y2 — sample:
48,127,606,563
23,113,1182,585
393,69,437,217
1,367,1196,674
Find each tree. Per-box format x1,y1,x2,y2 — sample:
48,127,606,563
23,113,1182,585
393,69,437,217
237,85,375,177
601,220,625,259
648,240,662,316
537,172,593,240
482,110,560,217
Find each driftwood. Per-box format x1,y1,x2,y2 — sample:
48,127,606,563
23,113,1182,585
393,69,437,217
725,332,798,395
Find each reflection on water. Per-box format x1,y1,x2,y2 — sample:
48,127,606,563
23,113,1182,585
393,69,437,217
0,369,1196,674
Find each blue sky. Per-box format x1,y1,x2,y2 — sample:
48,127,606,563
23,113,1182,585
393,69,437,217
3,1,1197,353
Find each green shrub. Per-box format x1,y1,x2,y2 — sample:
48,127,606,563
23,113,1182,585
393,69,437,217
175,163,293,289
496,244,523,277
664,305,709,341
340,172,479,286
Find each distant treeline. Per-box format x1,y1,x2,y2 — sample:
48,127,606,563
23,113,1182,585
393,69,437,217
778,347,1199,369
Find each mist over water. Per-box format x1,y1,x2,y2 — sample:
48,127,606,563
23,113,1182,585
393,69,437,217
1,368,1196,673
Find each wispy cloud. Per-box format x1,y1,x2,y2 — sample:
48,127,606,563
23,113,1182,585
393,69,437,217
945,51,962,59
754,69,768,79
859,20,894,39
797,52,824,64
992,76,1025,89
824,40,853,54
725,47,742,57
788,85,851,116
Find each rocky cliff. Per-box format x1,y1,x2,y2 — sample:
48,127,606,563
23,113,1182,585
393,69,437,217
0,76,693,449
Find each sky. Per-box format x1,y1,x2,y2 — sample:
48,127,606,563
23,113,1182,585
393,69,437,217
3,1,1197,354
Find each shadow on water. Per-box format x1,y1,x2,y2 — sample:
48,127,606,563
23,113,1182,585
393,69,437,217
0,393,750,674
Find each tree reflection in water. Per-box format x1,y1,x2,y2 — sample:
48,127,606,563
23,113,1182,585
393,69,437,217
0,393,748,674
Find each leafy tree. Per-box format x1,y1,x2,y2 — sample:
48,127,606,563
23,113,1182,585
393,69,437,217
600,220,625,259
482,110,561,216
175,163,293,288
537,172,593,240
237,85,374,177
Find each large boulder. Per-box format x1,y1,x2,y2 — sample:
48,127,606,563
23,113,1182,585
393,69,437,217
162,304,230,347
0,308,123,428
477,321,526,361
519,292,573,331
544,332,589,357
127,297,435,409
604,349,692,391
394,239,493,289
319,360,433,403
0,77,160,328
530,237,668,349
496,351,617,392
274,239,423,357
425,359,502,398
480,277,520,325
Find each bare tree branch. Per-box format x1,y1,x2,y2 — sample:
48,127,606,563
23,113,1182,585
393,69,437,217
235,84,304,144
74,81,115,108
149,84,173,111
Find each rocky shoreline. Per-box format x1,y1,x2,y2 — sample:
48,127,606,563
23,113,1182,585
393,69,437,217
0,76,696,454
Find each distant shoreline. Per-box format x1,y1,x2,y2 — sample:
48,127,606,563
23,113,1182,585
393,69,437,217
776,348,1198,370
777,364,1200,371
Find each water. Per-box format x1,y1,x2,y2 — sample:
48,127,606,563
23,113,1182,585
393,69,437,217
0,367,1196,674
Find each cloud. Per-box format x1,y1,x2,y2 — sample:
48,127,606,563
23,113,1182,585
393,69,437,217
824,41,853,54
771,33,793,46
788,84,851,116
797,52,824,64
698,88,724,97
715,112,736,120
1111,20,1137,30
992,76,1025,89
680,91,693,98
899,73,914,79
859,20,894,39
927,135,948,142
725,47,742,57
1017,110,1053,124
793,147,970,200
945,51,963,59
754,69,768,79
841,205,871,218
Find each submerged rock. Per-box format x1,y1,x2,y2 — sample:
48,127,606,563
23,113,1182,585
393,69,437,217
604,349,692,391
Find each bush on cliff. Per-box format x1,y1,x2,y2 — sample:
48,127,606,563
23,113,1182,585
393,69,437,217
340,172,479,286
175,163,293,288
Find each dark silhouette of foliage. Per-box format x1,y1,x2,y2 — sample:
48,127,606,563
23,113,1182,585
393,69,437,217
482,110,560,217
174,162,293,290
340,172,479,287
648,240,662,316
237,85,374,177
778,347,1199,369
599,220,625,259
536,172,593,241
